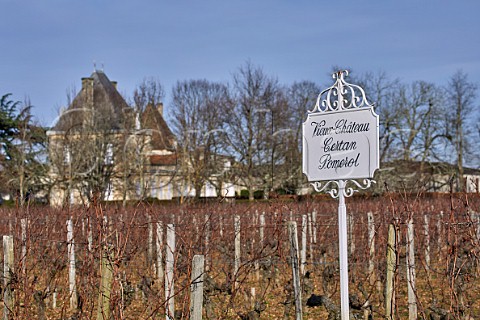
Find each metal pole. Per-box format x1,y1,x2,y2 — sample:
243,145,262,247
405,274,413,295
338,179,350,319
337,74,349,317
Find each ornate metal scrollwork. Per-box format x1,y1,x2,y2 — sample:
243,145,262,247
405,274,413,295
311,180,340,198
311,179,376,199
309,70,374,114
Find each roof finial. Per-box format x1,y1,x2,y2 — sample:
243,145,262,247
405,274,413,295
93,60,97,72
101,62,104,72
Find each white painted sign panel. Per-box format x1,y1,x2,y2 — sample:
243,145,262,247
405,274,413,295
302,107,379,182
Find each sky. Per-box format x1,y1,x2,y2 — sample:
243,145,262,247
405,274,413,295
1,0,479,127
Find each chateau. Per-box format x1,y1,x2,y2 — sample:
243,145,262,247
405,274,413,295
47,70,233,206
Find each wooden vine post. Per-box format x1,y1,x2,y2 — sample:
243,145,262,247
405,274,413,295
156,221,164,281
165,224,175,320
189,255,205,320
234,215,241,291
97,246,114,320
287,221,303,320
67,218,77,310
300,215,307,276
3,235,14,320
385,223,397,320
406,218,417,320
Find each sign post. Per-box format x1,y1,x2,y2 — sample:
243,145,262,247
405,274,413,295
302,70,379,319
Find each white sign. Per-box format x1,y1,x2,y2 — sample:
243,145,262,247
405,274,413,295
302,107,379,182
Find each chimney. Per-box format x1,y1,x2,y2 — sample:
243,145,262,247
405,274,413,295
111,81,118,89
81,77,94,107
156,102,164,116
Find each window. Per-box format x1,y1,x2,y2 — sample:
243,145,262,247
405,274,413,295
64,145,71,165
150,176,158,198
104,143,114,165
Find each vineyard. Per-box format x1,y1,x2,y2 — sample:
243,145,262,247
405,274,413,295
0,192,479,319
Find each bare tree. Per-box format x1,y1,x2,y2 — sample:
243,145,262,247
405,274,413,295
416,86,448,164
170,79,230,200
284,81,320,193
445,70,478,191
118,77,167,202
132,77,165,114
48,73,139,206
353,71,400,163
49,104,126,205
259,87,290,197
392,81,445,162
225,62,282,200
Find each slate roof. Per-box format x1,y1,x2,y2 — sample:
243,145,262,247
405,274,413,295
141,104,176,151
51,71,133,132
50,70,177,153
